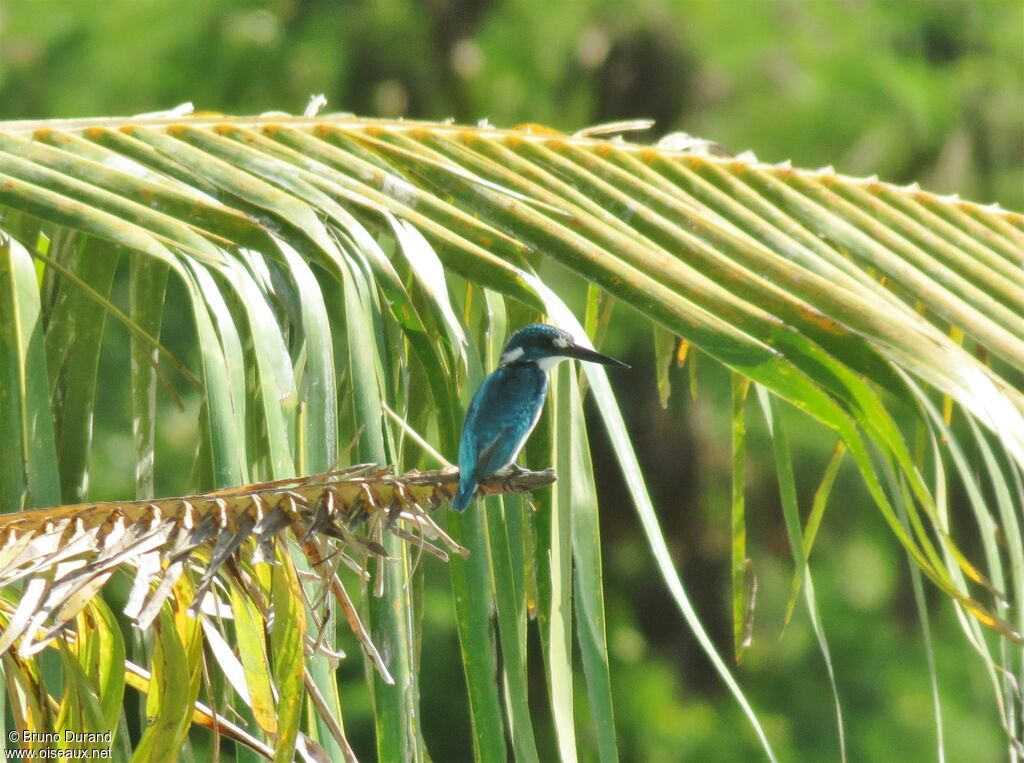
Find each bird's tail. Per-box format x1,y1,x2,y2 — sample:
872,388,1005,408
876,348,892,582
452,474,477,512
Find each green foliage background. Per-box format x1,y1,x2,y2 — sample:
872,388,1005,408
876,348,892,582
1,1,1021,760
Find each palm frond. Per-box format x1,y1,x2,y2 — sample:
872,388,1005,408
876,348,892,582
0,113,1021,760
0,465,554,653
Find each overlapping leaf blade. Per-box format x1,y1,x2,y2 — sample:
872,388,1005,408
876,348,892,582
0,113,1020,761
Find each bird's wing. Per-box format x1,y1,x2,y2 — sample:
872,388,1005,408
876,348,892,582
475,429,516,477
462,380,516,475
459,365,547,479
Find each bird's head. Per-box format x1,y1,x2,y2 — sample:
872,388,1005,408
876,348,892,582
499,324,630,371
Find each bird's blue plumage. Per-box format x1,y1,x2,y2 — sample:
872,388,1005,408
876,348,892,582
452,362,548,511
452,323,627,511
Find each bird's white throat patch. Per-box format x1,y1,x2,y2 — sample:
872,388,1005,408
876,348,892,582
536,354,568,372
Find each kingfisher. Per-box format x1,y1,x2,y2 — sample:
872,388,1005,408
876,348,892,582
452,323,629,511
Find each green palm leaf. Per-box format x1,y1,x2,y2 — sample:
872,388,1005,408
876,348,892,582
0,113,1020,760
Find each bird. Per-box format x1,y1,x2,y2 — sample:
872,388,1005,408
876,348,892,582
452,323,629,511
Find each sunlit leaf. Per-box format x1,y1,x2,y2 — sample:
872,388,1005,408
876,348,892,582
0,112,1020,761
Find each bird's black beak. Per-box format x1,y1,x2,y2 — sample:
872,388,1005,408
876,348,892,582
561,343,630,368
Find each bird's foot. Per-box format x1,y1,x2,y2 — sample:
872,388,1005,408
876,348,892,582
495,463,528,492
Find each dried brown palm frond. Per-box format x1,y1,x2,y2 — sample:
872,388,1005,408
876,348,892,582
0,465,554,666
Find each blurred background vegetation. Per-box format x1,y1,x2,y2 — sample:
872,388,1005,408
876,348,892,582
1,0,1021,760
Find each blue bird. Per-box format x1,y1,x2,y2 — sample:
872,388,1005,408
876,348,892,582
452,324,629,511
